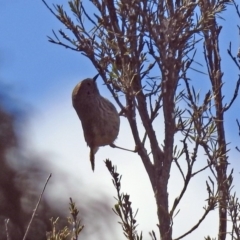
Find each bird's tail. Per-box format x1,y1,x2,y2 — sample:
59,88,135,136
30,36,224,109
90,147,99,171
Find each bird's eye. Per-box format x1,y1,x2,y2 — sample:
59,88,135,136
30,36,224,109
87,82,91,86
87,91,90,95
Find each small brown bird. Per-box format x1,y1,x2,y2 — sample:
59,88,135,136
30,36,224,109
72,74,120,171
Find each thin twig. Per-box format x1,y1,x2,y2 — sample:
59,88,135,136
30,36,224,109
232,0,240,18
22,173,52,240
48,36,80,51
227,42,240,69
41,0,59,18
174,159,185,181
237,119,240,133
174,203,215,240
236,119,240,152
223,77,240,112
191,162,212,177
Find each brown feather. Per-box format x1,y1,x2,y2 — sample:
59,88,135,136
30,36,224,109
90,148,95,171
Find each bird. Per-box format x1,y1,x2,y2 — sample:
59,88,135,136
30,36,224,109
72,74,120,171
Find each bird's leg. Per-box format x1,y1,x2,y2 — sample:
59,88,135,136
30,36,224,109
109,143,137,153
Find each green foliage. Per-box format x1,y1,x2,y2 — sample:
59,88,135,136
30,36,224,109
46,198,84,240
105,159,143,240
41,0,240,239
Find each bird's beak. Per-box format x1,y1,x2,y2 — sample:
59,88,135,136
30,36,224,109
93,74,99,82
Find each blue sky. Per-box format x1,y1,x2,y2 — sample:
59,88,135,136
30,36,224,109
1,1,240,239
1,1,95,106
1,1,239,106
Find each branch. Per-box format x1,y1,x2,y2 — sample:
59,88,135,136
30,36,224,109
223,77,240,112
174,158,185,181
227,42,240,70
41,0,59,18
232,0,240,18
105,160,142,240
237,119,240,133
170,139,193,217
48,35,80,52
22,174,52,240
81,3,98,28
126,93,155,186
141,92,162,146
191,162,212,177
236,119,240,152
174,202,216,240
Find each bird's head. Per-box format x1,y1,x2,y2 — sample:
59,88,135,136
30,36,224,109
72,74,100,101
